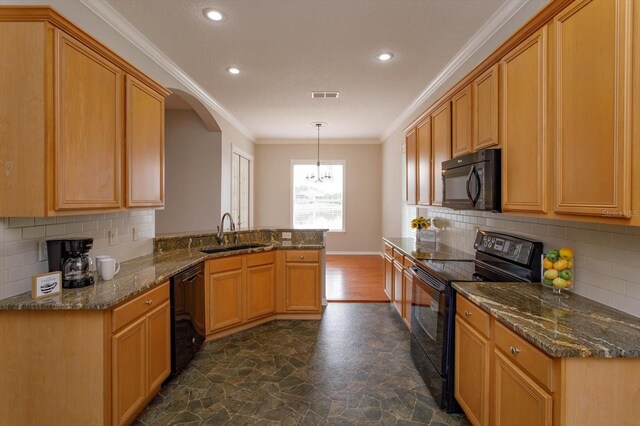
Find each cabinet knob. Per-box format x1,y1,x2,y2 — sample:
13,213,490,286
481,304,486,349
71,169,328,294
145,299,153,305
464,311,472,317
510,346,520,355
300,255,304,259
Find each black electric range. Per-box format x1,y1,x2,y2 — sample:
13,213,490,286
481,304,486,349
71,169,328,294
409,230,543,412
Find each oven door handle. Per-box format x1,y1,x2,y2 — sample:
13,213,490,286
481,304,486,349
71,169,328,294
411,266,445,292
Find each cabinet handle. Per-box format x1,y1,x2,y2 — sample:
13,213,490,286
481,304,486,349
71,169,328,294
464,311,472,317
300,255,304,260
510,346,520,355
145,299,153,305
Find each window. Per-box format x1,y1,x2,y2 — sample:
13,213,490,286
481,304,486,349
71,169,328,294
232,149,252,229
291,161,345,231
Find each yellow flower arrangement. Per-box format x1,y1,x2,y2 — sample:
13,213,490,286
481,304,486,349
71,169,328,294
410,217,431,230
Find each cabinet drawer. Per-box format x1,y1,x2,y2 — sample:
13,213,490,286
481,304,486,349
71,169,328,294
285,250,319,263
393,251,404,263
384,243,393,256
246,251,275,268
403,257,415,268
112,282,169,332
494,320,554,391
456,295,491,338
208,256,243,273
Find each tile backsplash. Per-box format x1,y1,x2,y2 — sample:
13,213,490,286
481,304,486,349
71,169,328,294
0,211,155,299
420,207,640,318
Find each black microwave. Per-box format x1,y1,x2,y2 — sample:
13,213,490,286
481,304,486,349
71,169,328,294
442,148,501,211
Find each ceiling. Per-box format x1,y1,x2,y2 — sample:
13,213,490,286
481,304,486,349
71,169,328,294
105,0,508,140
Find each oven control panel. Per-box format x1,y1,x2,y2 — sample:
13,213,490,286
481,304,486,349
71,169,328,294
474,231,539,265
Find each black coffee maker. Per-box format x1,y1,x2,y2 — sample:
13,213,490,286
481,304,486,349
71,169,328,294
47,238,95,288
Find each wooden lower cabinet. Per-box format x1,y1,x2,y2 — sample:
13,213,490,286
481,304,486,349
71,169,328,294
455,316,490,426
285,262,320,311
246,263,276,320
403,268,413,327
494,350,552,426
393,259,404,316
207,267,243,332
112,317,146,426
111,288,170,426
384,253,393,300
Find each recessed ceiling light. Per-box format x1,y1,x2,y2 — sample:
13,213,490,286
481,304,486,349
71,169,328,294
227,67,240,75
204,8,226,22
376,52,394,62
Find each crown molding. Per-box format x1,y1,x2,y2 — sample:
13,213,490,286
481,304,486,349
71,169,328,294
381,0,531,141
80,0,255,141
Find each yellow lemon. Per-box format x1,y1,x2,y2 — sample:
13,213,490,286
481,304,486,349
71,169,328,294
544,269,559,280
552,277,568,288
543,258,554,270
566,280,573,287
567,260,573,268
554,259,568,271
559,247,574,260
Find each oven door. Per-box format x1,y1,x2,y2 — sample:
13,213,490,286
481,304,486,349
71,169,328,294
410,267,447,375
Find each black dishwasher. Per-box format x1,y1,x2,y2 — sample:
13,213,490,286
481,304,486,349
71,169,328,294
168,263,206,379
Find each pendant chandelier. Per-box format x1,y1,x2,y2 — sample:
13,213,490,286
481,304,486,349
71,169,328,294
306,122,332,183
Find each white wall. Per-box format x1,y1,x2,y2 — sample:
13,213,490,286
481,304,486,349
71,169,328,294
254,141,382,253
0,212,155,299
156,110,222,235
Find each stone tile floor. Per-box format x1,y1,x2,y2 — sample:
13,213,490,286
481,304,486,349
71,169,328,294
135,303,471,425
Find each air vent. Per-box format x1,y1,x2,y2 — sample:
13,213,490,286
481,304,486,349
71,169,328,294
311,91,339,99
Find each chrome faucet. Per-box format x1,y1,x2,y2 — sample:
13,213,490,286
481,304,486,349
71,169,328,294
217,212,236,245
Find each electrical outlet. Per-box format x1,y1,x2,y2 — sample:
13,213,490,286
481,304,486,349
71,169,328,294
108,229,117,246
38,241,48,262
132,227,139,241
282,232,292,239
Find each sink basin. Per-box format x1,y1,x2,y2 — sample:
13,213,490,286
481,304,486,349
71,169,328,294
201,243,268,254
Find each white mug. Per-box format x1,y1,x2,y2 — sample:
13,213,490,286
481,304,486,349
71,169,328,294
100,258,120,281
95,255,112,276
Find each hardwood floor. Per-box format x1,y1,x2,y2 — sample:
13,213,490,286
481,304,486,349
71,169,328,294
325,255,389,302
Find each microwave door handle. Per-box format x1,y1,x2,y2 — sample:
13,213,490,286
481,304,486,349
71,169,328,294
466,169,474,203
471,166,482,205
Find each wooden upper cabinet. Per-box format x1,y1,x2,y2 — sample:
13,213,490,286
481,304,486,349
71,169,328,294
431,101,452,206
126,76,165,208
452,84,473,157
553,0,632,217
473,64,499,150
405,128,417,204
55,30,122,211
501,27,548,213
416,116,432,205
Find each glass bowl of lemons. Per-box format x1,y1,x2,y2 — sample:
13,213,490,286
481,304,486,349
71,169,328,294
542,247,574,293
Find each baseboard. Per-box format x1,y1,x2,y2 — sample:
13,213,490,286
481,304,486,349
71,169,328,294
326,251,384,256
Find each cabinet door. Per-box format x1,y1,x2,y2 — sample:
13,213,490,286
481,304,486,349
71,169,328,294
384,254,393,301
501,28,548,213
246,263,276,320
452,84,473,157
112,317,146,426
416,117,432,205
285,263,320,311
147,301,170,392
431,102,452,206
553,0,632,217
393,260,403,316
455,316,490,426
207,268,243,332
473,64,499,150
55,31,122,210
494,350,552,426
405,128,417,204
126,75,165,207
403,269,413,328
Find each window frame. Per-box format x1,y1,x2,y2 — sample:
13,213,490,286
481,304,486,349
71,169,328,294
290,159,346,233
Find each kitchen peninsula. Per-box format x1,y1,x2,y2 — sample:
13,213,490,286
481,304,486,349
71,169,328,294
0,229,325,426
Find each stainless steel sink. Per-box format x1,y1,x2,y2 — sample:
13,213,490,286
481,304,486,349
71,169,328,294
200,243,268,254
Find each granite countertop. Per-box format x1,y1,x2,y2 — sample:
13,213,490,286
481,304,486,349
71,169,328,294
383,237,474,261
0,242,324,311
453,282,640,358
